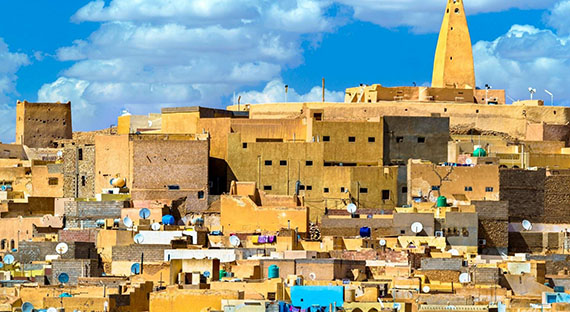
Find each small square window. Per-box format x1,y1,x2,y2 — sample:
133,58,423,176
359,187,368,194
280,160,287,166
396,136,404,143
48,178,59,185
78,148,83,161
313,113,322,121
431,185,440,191
465,186,473,192
418,137,426,143
197,191,205,199
264,185,272,191
299,185,306,191
323,188,329,193
264,160,272,166
382,190,390,200
306,160,313,166
168,185,180,190
348,136,356,142
340,187,346,193
400,230,406,234
306,185,312,191
323,136,330,142
485,187,494,192
402,186,408,193
242,143,247,148
368,137,375,143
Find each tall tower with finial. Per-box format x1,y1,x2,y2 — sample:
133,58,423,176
432,0,476,89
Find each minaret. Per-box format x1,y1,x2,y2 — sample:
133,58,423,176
432,0,476,89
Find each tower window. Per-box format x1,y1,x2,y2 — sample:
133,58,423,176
323,136,330,142
264,160,272,166
455,8,460,14
264,185,272,191
348,136,356,142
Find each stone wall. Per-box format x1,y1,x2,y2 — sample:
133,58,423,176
64,200,126,229
499,169,545,222
51,259,102,285
58,229,99,243
420,258,463,271
111,244,167,262
15,101,72,148
16,241,97,264
472,201,509,252
62,144,96,198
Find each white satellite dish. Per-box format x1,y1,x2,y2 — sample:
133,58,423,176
459,272,471,284
151,222,161,231
449,249,460,256
411,222,423,234
47,308,58,312
133,233,145,244
346,203,357,214
123,216,133,228
309,272,316,281
422,285,431,293
55,242,69,255
522,220,533,231
379,239,387,246
229,235,241,247
465,158,473,165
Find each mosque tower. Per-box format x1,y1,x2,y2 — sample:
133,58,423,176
432,0,476,89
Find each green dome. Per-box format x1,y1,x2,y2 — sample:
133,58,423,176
473,147,487,157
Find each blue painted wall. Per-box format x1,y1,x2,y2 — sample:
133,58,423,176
290,286,344,311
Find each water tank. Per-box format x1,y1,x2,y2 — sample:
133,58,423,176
359,227,371,238
219,269,227,280
436,196,447,208
268,265,280,279
473,146,487,157
111,177,126,188
162,215,175,225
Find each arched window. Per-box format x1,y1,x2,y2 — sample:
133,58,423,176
1,239,6,250
10,240,15,250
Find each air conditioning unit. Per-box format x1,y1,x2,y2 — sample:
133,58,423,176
435,231,444,237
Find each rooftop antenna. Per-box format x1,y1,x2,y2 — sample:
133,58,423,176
528,87,536,100
485,84,492,104
545,89,554,105
285,85,289,102
506,95,516,103
322,78,325,102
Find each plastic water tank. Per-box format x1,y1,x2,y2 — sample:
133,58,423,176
359,227,371,238
436,196,447,208
268,265,280,279
162,215,175,225
219,269,227,280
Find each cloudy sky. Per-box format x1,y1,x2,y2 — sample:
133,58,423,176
0,0,568,142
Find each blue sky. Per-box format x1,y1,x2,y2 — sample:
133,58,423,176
0,0,568,142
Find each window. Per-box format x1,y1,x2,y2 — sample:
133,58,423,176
396,136,404,143
280,160,287,166
197,191,205,199
368,137,375,143
431,185,440,191
10,240,14,250
323,136,330,142
340,187,346,193
48,178,59,185
263,185,272,191
306,185,312,191
382,190,390,200
264,160,272,166
242,143,247,148
299,185,305,191
78,148,83,160
348,136,356,142
81,176,86,187
400,230,406,234
417,137,426,143
465,186,473,192
168,185,180,190
323,188,329,193
0,240,5,250
313,113,322,121
359,187,368,194
402,186,408,193
485,187,494,192
306,160,313,166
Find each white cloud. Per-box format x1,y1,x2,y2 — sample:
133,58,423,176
0,38,29,143
40,0,342,131
474,22,570,105
337,0,558,33
237,79,344,104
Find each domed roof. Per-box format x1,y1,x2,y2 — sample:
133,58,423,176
473,147,487,157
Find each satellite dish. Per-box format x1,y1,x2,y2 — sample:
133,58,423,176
139,208,151,220
56,150,63,158
0,262,4,269
3,254,15,265
465,158,473,165
459,272,471,284
309,272,316,281
47,308,58,312
131,263,141,275
422,285,431,293
133,233,145,244
55,242,69,255
346,203,357,214
123,216,133,228
57,272,70,284
379,239,387,246
151,222,161,231
162,215,175,225
449,249,460,256
411,222,423,234
522,220,533,231
21,302,34,312
203,271,211,278
229,235,241,247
